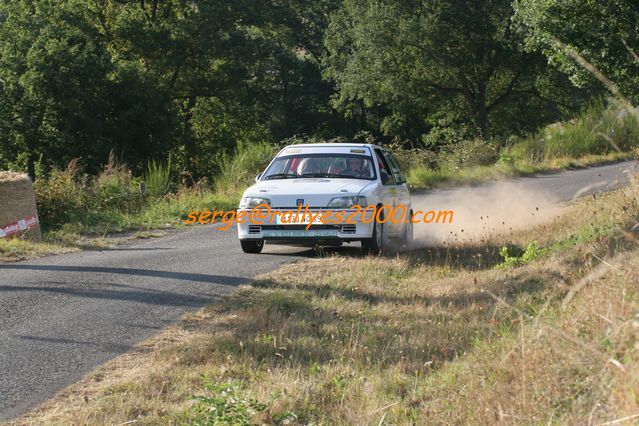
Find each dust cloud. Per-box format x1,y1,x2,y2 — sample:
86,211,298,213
410,182,565,247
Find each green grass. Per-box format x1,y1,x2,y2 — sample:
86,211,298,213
0,189,241,261
143,158,172,198
214,141,279,195
63,190,238,235
0,237,78,262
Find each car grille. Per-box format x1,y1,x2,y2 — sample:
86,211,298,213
271,206,326,210
259,224,341,231
248,225,262,234
341,224,356,234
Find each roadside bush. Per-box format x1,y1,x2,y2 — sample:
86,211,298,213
387,141,438,171
404,99,638,189
35,156,146,232
94,154,144,211
34,162,88,230
439,138,499,168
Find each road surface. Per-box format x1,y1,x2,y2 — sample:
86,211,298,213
0,160,636,421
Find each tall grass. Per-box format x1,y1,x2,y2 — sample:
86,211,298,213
32,142,280,237
407,99,639,189
214,141,279,195
506,98,639,162
143,158,172,198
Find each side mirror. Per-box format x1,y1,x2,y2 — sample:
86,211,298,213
255,173,262,182
380,170,392,185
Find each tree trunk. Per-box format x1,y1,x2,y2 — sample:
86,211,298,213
474,77,489,139
475,102,489,140
27,153,36,182
457,70,490,139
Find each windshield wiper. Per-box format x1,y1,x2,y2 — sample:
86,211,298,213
298,173,331,178
264,173,298,180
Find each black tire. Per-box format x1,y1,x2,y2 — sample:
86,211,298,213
240,240,264,254
402,213,413,250
362,218,384,255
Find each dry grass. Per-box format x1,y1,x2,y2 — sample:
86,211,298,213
11,185,639,425
0,238,77,262
0,171,29,183
0,231,170,263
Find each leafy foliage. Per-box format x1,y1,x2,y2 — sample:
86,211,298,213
0,0,341,178
515,0,639,103
499,241,548,267
189,378,267,426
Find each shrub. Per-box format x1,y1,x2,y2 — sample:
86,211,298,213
440,138,499,168
499,241,548,268
387,141,438,171
34,161,88,230
93,153,143,211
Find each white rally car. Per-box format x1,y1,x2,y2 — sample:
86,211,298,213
237,143,412,255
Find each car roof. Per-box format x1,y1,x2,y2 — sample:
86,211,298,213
282,143,383,150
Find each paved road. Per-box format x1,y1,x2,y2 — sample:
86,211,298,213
0,160,636,421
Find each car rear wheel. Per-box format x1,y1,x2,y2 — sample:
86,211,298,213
362,219,384,255
402,215,413,250
240,240,264,254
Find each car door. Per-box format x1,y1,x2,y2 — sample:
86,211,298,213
374,148,401,236
383,150,411,214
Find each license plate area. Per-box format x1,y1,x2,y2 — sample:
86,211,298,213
274,213,324,225
262,229,339,238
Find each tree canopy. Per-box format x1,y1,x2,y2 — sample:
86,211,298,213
0,0,634,178
322,0,588,143
515,0,639,103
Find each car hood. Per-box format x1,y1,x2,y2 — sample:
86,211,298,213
243,178,375,208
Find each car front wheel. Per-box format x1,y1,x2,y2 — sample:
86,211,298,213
362,220,384,255
240,239,264,254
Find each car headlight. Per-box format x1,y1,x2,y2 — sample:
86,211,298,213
327,196,367,209
239,197,271,209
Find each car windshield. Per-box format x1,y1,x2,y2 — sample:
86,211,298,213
262,153,376,180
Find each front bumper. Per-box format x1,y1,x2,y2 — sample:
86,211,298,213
237,208,375,242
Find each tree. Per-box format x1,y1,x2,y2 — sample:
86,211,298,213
323,0,578,143
89,0,341,176
515,0,639,104
0,0,344,177
0,0,114,177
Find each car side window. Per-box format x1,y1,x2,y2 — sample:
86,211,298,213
383,151,406,184
375,148,395,185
